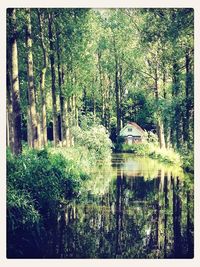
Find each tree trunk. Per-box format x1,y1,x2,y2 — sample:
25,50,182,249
106,75,112,130
156,118,165,149
114,58,121,137
155,66,165,149
97,51,105,125
38,9,47,147
68,96,74,147
93,77,97,122
6,51,14,150
63,97,69,147
119,63,123,129
172,62,182,149
184,48,193,149
112,36,121,137
27,106,32,146
66,97,71,147
74,95,78,126
103,76,109,129
56,33,67,146
163,72,170,148
26,8,38,149
9,8,22,155
48,12,59,146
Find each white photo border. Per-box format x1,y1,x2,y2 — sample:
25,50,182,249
0,1,199,266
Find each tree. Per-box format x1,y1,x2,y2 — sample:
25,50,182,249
8,8,22,155
6,8,194,152
48,10,59,146
37,9,48,147
25,8,39,149
6,46,14,150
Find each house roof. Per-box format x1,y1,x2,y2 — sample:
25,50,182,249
127,122,145,134
119,122,145,137
128,121,144,133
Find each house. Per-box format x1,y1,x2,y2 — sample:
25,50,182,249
119,122,145,145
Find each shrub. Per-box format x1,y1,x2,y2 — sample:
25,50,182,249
113,133,182,166
7,148,93,257
71,125,113,162
7,186,40,230
148,144,182,165
7,148,90,225
120,143,150,156
180,150,194,173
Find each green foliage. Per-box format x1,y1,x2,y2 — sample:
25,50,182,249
123,90,155,129
7,186,40,229
114,132,182,165
148,144,182,165
7,8,194,258
116,143,150,156
72,124,113,162
78,112,101,130
7,8,193,154
179,146,194,173
7,148,91,230
7,138,113,257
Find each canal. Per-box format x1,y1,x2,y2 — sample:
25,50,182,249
43,153,194,258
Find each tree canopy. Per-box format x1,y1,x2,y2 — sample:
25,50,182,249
7,8,194,153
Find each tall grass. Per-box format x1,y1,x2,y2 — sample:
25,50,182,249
114,142,182,166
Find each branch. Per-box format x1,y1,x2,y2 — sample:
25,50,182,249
122,58,156,80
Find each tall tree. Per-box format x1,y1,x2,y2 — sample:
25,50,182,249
37,9,48,147
8,8,22,155
48,11,59,146
184,47,193,149
154,61,165,149
6,46,14,150
113,34,122,137
56,31,67,146
6,8,193,152
26,8,39,149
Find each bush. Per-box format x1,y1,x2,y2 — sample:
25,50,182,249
113,134,182,166
7,148,90,229
180,149,194,173
7,148,93,257
7,186,40,230
71,125,113,162
119,143,150,156
148,144,182,165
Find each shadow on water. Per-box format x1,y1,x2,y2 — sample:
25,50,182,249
8,153,194,259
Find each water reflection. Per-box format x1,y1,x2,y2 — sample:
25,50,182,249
44,153,194,259
8,154,193,258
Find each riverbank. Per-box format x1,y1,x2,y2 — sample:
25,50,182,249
7,152,194,258
114,142,193,173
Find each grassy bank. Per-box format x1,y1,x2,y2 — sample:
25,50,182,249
7,146,111,257
7,124,112,257
114,142,193,172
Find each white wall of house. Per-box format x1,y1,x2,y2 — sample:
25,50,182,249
120,124,143,137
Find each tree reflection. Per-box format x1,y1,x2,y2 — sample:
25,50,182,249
17,154,194,258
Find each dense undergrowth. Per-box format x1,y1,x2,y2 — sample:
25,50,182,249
7,148,89,256
7,124,112,257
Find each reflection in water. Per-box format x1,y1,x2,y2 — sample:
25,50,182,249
8,154,194,258
42,153,194,259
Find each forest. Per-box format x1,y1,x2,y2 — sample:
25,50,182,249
7,8,194,259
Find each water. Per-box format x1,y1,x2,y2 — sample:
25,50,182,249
8,153,194,258
44,153,194,259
